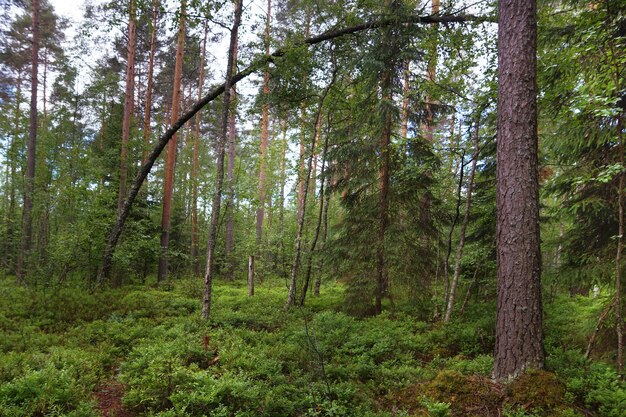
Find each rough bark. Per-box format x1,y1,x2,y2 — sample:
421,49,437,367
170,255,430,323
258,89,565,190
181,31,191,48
444,111,481,323
248,255,255,296
192,20,208,277
16,0,40,282
118,0,137,213
202,0,243,319
493,0,544,381
95,13,483,285
157,0,185,283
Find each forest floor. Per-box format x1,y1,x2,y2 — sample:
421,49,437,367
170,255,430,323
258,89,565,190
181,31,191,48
0,276,624,417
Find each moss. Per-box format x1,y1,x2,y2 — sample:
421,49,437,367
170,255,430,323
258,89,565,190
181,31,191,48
506,370,567,415
423,370,502,416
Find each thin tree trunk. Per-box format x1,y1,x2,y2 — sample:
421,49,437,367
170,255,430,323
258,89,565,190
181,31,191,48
615,102,624,379
202,0,243,319
286,74,335,308
118,0,137,212
157,0,185,283
224,34,239,280
192,20,208,277
423,0,439,142
248,255,254,296
142,0,158,166
6,72,21,273
314,173,331,296
444,111,481,323
444,151,465,309
300,117,329,306
256,0,271,252
401,60,410,139
375,0,396,315
459,264,480,317
493,0,544,381
17,0,40,282
95,13,479,284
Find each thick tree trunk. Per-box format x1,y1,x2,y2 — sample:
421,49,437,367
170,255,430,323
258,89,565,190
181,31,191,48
95,13,479,285
444,111,481,323
192,21,208,277
118,0,137,213
202,0,243,319
157,0,185,283
17,0,40,282
224,35,238,280
493,0,544,381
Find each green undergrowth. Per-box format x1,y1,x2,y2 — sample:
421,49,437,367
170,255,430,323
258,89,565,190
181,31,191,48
0,277,624,416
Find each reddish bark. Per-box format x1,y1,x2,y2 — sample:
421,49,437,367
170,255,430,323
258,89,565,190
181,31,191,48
493,0,544,381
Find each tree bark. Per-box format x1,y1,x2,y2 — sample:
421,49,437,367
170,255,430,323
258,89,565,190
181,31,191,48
118,0,137,213
248,255,255,296
157,0,185,283
493,0,544,381
192,20,208,277
95,13,482,285
444,111,481,323
202,0,243,319
17,0,40,282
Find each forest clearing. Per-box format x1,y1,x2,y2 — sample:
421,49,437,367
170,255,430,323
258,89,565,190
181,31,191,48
1,0,626,415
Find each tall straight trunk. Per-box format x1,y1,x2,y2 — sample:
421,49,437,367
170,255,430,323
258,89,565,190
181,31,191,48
401,60,410,139
614,110,623,378
287,76,334,308
142,0,158,166
42,47,47,124
296,19,311,221
375,0,395,315
202,0,243,319
118,0,137,212
157,0,185,283
224,35,239,280
279,119,287,230
444,110,481,323
6,72,21,272
256,0,271,251
493,0,544,381
423,0,439,142
314,173,331,296
192,20,208,277
300,124,329,306
17,0,40,282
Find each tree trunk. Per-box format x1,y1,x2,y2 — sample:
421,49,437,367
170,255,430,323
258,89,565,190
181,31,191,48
286,75,335,308
444,110,481,323
493,0,544,381
615,98,624,379
256,0,271,253
314,173,331,296
224,34,239,280
192,20,208,277
142,0,158,166
157,0,185,283
423,0,439,142
300,116,329,306
202,0,243,319
16,0,40,282
401,60,410,140
248,255,254,296
118,0,136,213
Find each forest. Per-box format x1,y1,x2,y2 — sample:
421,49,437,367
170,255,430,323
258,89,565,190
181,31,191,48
1,0,625,415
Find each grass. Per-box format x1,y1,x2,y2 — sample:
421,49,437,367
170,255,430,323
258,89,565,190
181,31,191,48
0,276,624,416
